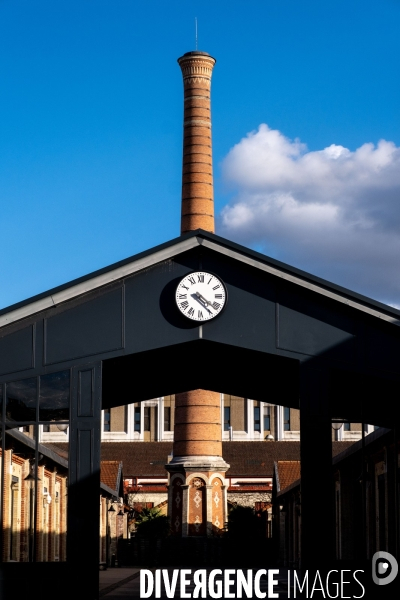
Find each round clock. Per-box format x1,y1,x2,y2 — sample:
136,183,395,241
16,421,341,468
175,271,227,321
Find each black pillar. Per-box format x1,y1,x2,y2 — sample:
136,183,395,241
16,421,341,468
68,362,102,599
300,365,335,568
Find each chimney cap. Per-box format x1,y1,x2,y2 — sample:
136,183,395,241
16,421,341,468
178,50,216,64
181,50,212,57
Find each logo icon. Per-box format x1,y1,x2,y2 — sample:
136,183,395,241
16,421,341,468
372,551,398,586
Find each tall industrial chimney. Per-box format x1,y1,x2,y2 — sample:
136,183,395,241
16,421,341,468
166,51,229,538
178,51,216,234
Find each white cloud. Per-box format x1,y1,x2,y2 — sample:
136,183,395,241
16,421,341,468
219,124,400,306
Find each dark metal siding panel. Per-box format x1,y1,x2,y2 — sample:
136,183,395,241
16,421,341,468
366,326,400,374
278,287,356,363
78,368,94,417
201,254,277,353
124,258,200,354
45,288,124,364
0,325,35,375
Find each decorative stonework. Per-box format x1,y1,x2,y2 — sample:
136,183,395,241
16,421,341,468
211,477,225,535
188,476,206,536
170,475,184,536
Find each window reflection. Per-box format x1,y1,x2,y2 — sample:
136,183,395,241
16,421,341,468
6,378,37,422
39,370,70,422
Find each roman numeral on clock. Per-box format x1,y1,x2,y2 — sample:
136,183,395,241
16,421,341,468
180,301,189,310
215,294,223,299
188,307,195,316
198,310,203,319
212,285,220,290
178,294,187,299
197,274,204,283
188,277,195,285
212,302,221,310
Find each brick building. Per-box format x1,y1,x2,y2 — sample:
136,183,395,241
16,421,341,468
0,429,68,563
272,428,400,568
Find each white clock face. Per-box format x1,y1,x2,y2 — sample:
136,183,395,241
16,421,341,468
175,272,227,321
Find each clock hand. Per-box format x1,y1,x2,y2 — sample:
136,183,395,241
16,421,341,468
201,295,214,307
194,292,213,312
195,291,211,306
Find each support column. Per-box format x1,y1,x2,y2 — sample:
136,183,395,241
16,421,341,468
276,405,284,441
68,362,102,598
300,365,335,567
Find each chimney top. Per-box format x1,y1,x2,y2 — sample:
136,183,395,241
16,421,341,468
179,50,216,60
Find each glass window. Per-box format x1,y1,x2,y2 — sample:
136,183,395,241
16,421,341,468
254,403,260,432
224,407,231,431
344,422,350,431
6,378,37,422
164,407,171,431
103,409,110,432
143,407,150,432
284,407,290,431
134,406,141,432
39,370,70,422
263,406,271,431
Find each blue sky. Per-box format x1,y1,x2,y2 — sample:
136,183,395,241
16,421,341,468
1,0,399,309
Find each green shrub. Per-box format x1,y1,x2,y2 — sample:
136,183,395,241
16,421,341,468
135,507,170,539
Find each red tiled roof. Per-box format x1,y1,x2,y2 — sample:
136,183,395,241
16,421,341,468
101,460,122,492
228,485,271,492
275,461,301,493
126,485,168,493
44,441,354,478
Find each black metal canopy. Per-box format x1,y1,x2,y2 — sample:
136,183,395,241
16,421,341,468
1,229,400,598
1,229,399,428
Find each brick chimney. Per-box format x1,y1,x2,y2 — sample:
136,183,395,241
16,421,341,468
178,51,216,234
166,51,229,538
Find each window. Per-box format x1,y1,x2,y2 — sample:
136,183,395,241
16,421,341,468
42,425,50,433
143,407,150,432
103,409,110,432
343,422,350,431
134,406,141,432
164,407,171,431
254,403,260,432
284,407,290,431
263,406,271,431
224,407,231,431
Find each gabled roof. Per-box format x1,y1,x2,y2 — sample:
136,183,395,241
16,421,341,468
274,461,301,494
101,460,123,496
1,230,399,329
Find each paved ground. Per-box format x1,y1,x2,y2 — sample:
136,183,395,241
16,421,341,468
99,568,141,597
100,567,293,599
